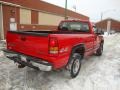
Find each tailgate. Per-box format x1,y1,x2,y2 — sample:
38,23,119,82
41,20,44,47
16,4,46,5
6,31,49,58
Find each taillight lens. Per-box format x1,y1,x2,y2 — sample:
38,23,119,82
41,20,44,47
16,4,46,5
49,37,59,54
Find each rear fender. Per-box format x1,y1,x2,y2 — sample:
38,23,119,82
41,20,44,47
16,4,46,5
66,44,85,68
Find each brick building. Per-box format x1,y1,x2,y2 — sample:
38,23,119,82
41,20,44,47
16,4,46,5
96,18,120,33
0,0,89,40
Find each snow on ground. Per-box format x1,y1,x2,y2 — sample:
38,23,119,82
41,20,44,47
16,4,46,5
0,33,120,90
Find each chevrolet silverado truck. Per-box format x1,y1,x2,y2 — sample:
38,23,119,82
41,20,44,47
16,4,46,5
3,20,104,78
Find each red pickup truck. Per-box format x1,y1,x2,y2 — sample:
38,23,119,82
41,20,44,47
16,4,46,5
4,20,104,78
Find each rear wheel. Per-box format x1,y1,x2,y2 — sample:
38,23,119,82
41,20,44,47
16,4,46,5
96,43,103,56
68,53,82,78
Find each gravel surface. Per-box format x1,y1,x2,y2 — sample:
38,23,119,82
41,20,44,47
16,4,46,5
0,34,120,90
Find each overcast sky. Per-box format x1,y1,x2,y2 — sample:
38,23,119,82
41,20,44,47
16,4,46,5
42,0,120,22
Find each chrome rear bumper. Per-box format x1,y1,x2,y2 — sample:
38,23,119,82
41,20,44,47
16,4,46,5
3,49,52,71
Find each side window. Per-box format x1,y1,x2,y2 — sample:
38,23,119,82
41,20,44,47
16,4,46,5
59,22,68,29
93,26,97,33
81,23,89,31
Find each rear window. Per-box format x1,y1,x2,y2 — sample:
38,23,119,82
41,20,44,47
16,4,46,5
59,22,90,32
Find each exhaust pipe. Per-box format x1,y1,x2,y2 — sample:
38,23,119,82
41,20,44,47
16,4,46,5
18,64,26,68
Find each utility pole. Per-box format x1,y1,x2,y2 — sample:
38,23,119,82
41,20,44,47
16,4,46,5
101,12,103,21
101,9,116,21
73,5,76,12
65,0,68,20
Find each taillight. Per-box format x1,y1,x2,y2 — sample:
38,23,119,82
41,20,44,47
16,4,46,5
7,43,14,50
49,37,59,54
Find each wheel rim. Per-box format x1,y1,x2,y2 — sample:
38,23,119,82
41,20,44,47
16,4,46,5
73,59,80,74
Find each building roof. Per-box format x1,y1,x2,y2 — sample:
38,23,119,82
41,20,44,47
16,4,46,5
95,18,120,31
0,0,89,20
96,18,120,24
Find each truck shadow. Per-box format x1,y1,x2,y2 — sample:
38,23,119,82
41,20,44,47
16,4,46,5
23,67,71,89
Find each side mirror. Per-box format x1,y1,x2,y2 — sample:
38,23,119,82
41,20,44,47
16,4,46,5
95,29,104,35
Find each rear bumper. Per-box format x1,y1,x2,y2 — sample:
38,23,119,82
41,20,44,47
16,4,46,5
3,49,52,71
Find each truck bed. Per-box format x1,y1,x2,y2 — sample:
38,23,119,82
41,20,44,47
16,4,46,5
9,31,56,36
9,30,88,36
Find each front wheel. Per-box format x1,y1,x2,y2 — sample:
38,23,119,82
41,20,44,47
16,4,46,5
68,53,82,78
96,43,103,56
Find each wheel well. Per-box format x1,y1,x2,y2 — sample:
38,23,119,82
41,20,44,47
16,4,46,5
66,44,85,70
101,40,104,44
72,45,85,59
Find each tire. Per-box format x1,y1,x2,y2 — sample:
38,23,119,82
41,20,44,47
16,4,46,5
68,53,82,78
96,43,103,56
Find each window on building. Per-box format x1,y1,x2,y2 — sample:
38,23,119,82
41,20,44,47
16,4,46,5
20,8,31,24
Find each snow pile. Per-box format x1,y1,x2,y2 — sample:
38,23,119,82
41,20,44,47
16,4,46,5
103,32,117,37
0,51,4,57
0,40,6,49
